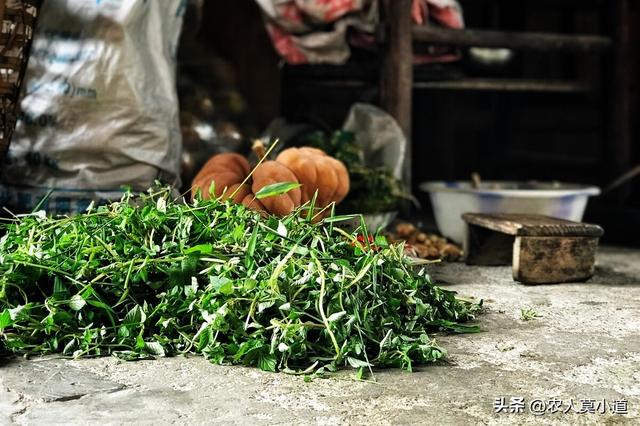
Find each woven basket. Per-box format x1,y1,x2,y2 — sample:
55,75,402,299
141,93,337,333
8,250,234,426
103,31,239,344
0,0,41,165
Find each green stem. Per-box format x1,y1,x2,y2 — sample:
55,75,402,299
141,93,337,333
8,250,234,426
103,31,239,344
313,255,340,358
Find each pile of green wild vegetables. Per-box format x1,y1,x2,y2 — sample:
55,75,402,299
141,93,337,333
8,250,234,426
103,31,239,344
0,187,480,376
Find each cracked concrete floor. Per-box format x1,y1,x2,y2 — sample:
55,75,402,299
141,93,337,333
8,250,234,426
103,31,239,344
1,246,639,425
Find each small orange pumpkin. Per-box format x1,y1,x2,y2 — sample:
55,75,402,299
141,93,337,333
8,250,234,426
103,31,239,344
191,153,301,215
191,143,349,217
276,147,350,208
251,161,301,216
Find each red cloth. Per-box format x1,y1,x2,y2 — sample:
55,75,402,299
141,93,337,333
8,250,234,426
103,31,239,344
257,0,464,65
412,0,464,64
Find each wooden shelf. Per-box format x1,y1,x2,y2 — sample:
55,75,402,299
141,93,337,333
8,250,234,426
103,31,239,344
281,0,631,200
408,26,612,53
413,78,590,93
292,78,590,94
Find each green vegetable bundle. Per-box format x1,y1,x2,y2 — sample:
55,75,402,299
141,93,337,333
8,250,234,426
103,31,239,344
0,188,479,375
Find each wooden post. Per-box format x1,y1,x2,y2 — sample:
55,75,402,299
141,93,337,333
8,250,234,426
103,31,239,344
608,0,632,202
381,0,413,190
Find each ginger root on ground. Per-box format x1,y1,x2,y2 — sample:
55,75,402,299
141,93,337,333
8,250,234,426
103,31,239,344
388,223,463,261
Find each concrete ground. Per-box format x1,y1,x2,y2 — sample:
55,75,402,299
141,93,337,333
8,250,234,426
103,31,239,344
1,246,638,425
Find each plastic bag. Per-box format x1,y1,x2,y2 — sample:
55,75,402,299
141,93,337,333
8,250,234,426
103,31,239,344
343,103,406,181
0,0,184,214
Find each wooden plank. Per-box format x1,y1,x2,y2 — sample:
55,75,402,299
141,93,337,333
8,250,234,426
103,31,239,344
513,236,599,284
293,78,589,94
380,0,413,188
519,0,605,6
411,26,612,53
462,213,604,237
413,79,590,93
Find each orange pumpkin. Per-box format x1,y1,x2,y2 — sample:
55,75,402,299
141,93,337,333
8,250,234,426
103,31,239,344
191,143,349,217
191,153,301,215
191,153,249,203
251,161,301,216
276,147,350,207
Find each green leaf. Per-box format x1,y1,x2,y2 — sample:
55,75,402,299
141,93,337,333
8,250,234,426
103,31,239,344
68,294,86,311
53,311,74,325
258,301,274,313
232,224,245,242
87,300,116,328
321,214,359,224
118,326,130,339
218,281,233,296
185,244,213,255
276,221,288,238
243,279,257,291
258,353,277,372
347,357,372,369
374,235,389,247
123,305,146,326
181,256,198,276
62,338,77,355
246,224,259,267
7,305,27,322
327,311,346,322
0,310,12,330
143,341,166,357
255,182,301,200
53,277,68,299
210,276,232,295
